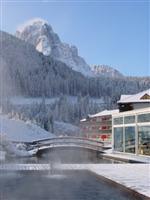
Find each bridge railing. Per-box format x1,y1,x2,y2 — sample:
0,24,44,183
34,137,103,145
27,137,104,152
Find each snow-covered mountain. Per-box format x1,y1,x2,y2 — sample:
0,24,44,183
1,28,150,133
0,30,87,97
91,65,124,78
16,18,93,76
1,30,149,101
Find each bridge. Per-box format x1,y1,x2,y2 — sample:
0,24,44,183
25,137,105,153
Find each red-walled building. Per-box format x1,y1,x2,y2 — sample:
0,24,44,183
80,109,119,143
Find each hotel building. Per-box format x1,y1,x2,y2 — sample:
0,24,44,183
80,109,119,142
112,89,150,156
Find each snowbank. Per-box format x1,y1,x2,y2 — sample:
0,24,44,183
0,115,54,143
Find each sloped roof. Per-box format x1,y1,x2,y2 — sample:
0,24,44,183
118,89,150,104
80,109,119,122
88,109,119,118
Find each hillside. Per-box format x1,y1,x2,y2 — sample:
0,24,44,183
0,114,80,157
0,31,86,98
1,31,149,100
0,115,54,142
91,65,124,78
0,30,150,126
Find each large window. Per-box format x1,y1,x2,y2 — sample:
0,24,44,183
124,115,135,124
125,127,135,153
113,111,150,156
138,113,150,123
114,127,123,152
114,117,123,125
138,126,150,156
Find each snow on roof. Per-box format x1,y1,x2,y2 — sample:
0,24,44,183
119,95,131,101
88,109,119,118
118,88,150,104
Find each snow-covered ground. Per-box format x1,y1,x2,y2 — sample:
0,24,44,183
0,115,55,157
61,164,150,198
0,115,81,157
0,115,54,143
103,151,150,163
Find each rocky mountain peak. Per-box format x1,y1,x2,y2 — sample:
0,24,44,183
15,18,93,76
91,64,124,78
16,18,52,33
15,18,124,78
16,18,59,56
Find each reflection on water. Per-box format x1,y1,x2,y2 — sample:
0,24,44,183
46,174,66,179
4,147,122,164
0,171,22,179
0,171,142,200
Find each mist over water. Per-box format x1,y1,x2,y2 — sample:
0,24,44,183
37,147,116,164
0,147,128,200
0,143,143,200
4,147,119,164
0,170,142,200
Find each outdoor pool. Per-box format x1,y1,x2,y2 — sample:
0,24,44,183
0,170,143,200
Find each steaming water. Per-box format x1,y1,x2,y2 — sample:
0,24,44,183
5,148,122,164
46,174,66,179
1,148,136,200
0,170,142,200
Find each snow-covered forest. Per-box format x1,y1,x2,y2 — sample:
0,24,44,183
0,30,150,133
2,95,102,130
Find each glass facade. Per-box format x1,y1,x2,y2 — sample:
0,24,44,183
114,127,123,152
114,117,123,125
125,127,135,153
138,126,150,156
124,116,135,124
138,113,150,123
113,110,150,156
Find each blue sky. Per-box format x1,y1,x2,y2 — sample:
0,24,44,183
1,0,149,76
